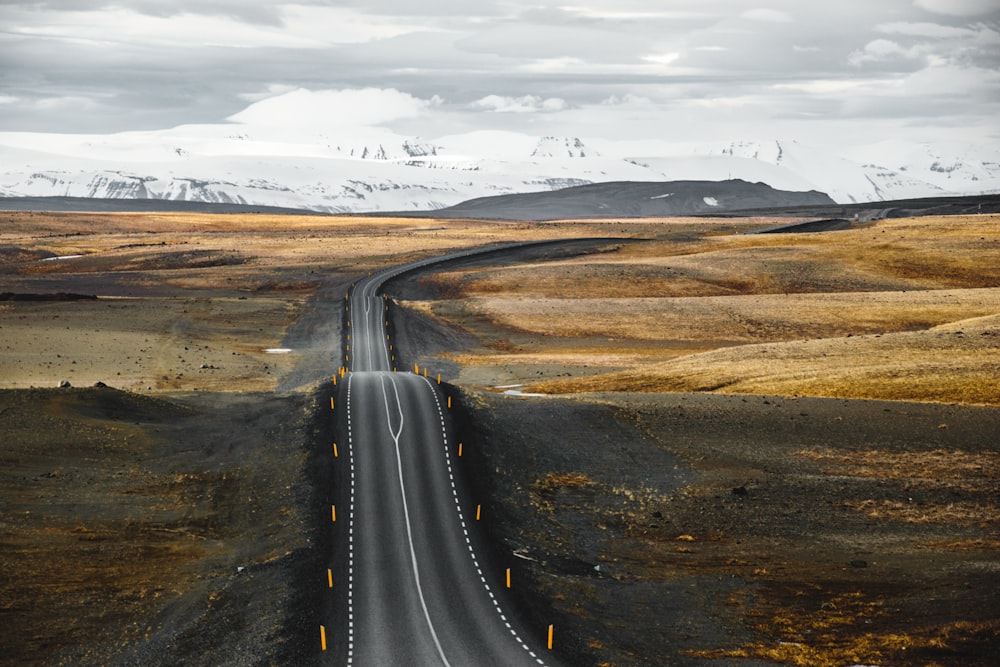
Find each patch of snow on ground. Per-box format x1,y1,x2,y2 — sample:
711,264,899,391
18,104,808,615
503,389,548,398
263,348,293,354
703,196,719,206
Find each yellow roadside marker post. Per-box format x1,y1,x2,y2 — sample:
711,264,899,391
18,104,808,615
321,625,327,651
476,504,481,521
331,505,337,522
327,569,333,588
506,568,511,589
458,443,463,457
548,625,554,650
333,443,338,457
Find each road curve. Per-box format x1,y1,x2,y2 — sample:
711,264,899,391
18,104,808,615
325,247,564,666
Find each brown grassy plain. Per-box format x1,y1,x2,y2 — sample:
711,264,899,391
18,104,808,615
418,214,1000,405
0,211,619,392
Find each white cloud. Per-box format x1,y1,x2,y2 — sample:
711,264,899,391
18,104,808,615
773,79,885,94
34,95,103,111
471,95,567,113
686,95,758,109
914,0,1000,16
227,88,437,128
848,38,917,65
741,8,792,23
520,57,587,73
643,52,681,66
600,94,655,107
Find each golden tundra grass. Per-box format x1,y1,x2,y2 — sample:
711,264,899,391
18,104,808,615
2,211,602,274
0,211,636,391
799,448,1000,526
794,448,1000,485
423,215,1000,405
689,607,1000,667
841,499,999,525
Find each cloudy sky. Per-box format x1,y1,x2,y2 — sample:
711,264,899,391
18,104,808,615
1,0,998,149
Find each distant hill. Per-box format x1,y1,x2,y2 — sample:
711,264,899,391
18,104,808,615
424,179,836,220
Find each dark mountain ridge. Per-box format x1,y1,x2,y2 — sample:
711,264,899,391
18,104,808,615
421,179,836,220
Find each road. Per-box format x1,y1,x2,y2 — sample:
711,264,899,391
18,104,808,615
325,250,559,666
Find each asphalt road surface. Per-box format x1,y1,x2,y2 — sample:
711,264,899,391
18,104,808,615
327,252,560,666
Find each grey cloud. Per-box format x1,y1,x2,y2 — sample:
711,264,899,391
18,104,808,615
312,0,507,17
914,0,1000,17
675,2,981,78
0,0,996,141
0,0,286,24
455,23,655,63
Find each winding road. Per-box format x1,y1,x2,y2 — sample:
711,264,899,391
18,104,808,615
324,250,560,666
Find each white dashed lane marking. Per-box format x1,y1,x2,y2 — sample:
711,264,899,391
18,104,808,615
346,374,356,666
417,375,548,666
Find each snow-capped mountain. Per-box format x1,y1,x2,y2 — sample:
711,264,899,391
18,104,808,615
842,140,1000,197
696,139,957,203
1,124,997,213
